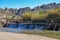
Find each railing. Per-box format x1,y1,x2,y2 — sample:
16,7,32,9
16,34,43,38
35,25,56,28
5,22,60,24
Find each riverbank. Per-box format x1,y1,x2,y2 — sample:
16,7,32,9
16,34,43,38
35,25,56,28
22,30,60,40
0,32,57,40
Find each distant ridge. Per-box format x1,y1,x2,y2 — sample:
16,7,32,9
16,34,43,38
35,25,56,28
11,3,60,14
0,3,60,15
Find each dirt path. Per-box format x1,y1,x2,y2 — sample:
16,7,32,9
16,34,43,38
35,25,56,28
0,32,58,40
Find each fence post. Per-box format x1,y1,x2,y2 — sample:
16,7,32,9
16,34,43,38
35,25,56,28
54,23,57,31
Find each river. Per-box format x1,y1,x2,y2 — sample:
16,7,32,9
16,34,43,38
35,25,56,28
5,23,48,30
1,23,48,33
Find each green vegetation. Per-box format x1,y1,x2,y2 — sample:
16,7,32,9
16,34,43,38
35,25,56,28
21,12,32,21
22,30,60,40
5,7,60,23
47,8,60,23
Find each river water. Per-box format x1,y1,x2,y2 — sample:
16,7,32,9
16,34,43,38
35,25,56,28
6,24,47,30
1,24,48,33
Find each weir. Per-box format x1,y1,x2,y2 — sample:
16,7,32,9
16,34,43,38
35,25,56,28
4,23,60,31
4,23,47,30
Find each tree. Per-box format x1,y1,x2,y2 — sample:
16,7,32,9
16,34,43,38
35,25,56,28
47,8,60,23
47,8,60,30
21,12,32,21
13,15,22,21
31,11,47,23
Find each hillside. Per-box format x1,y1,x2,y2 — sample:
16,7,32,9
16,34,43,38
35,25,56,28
0,3,60,15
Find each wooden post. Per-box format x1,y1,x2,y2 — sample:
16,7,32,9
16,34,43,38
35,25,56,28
47,23,51,30
54,24,57,31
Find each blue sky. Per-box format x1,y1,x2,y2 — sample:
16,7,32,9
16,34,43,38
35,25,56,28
0,0,60,9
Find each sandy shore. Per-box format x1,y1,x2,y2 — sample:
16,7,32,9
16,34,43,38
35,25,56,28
0,32,58,40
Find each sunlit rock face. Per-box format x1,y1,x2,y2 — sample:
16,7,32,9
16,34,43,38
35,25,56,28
16,7,31,15
0,14,6,24
32,3,60,12
16,3,60,14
